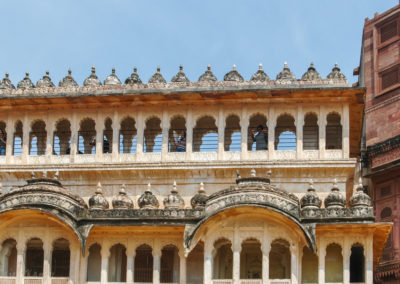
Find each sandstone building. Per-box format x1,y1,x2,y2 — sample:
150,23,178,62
0,62,390,284
357,3,400,283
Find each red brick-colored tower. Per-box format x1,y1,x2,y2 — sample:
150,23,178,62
359,2,400,283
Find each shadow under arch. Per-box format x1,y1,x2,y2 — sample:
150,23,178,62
184,205,315,256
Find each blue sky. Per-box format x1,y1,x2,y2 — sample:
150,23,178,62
0,0,397,85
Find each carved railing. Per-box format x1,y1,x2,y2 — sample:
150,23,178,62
269,280,291,284
24,278,42,284
239,279,262,284
0,277,16,284
51,278,69,284
212,280,233,284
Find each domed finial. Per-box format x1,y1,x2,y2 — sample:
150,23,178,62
259,63,263,70
147,182,152,192
120,184,126,194
42,171,47,178
357,177,363,191
96,182,103,194
310,62,314,68
250,169,256,177
236,170,241,178
309,179,314,189
112,67,116,74
68,69,72,75
233,64,237,71
134,66,137,73
284,62,288,68
5,72,9,78
25,72,29,77
333,178,338,187
46,71,50,76
54,171,59,180
157,66,161,72
179,64,183,71
172,181,177,193
207,65,211,70
91,66,96,74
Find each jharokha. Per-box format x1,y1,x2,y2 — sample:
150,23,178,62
0,63,391,284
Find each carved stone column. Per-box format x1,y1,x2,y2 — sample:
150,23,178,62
43,241,51,284
240,106,249,160
161,110,169,161
233,225,240,284
204,242,213,284
69,244,80,284
5,117,13,162
261,234,271,284
319,106,326,159
318,241,326,284
217,109,224,160
15,242,25,284
342,103,350,158
126,249,135,284
101,245,110,284
70,113,77,162
95,113,103,160
186,108,193,160
153,246,161,284
22,115,29,163
296,106,303,159
343,240,350,284
268,107,275,160
136,111,144,157
290,243,299,284
112,111,119,161
365,237,373,284
179,251,186,284
45,115,54,161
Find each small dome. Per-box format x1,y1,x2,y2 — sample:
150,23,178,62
198,65,218,82
164,181,184,209
0,73,15,89
138,183,159,209
276,62,296,82
88,182,109,209
148,67,166,83
171,65,190,83
36,71,55,88
224,65,244,82
17,72,35,89
191,182,208,209
300,180,322,209
324,179,345,209
125,67,142,84
349,178,371,208
327,63,346,80
112,184,133,209
83,66,102,86
301,62,321,81
104,68,122,85
250,64,270,82
59,69,79,87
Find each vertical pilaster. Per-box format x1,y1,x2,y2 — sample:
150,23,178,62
290,243,299,284
45,114,53,160
296,106,303,159
79,250,87,284
217,108,224,160
318,240,326,284
366,237,373,284
70,113,77,162
126,249,135,284
233,224,240,284
343,240,350,284
69,244,80,284
262,226,271,284
95,112,103,160
342,103,350,158
43,233,51,284
22,115,29,163
136,111,144,157
112,111,119,161
204,241,213,284
240,106,248,160
268,106,275,160
5,116,13,162
319,106,326,159
153,246,161,284
179,251,187,284
161,110,169,161
186,108,193,160
16,240,25,284
101,244,110,284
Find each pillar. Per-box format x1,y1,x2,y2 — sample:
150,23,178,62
268,106,275,160
95,113,103,160
15,242,25,284
233,224,240,284
136,111,144,157
69,245,80,284
70,113,77,162
318,241,325,284
291,244,299,284
161,110,169,161
45,115,54,160
261,232,271,284
22,115,29,163
365,238,373,284
343,241,350,284
186,108,193,160
179,251,186,284
5,117,13,162
126,249,135,284
204,242,213,284
112,111,119,161
342,103,350,158
43,241,51,284
319,106,326,159
217,109,224,160
153,246,161,284
101,245,110,284
240,106,248,160
296,106,303,159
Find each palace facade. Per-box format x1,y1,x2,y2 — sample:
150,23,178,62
0,63,391,284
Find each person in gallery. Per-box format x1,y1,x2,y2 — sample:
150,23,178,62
173,130,186,152
251,125,268,150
